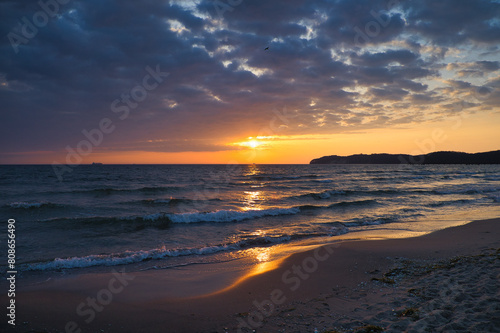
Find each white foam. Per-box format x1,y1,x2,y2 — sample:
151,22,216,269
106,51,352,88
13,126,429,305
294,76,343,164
168,207,300,223
145,199,172,204
328,225,349,236
314,190,345,199
27,245,238,271
9,202,47,209
26,234,299,271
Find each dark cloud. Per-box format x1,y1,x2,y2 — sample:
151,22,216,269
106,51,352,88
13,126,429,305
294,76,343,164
446,80,473,90
450,60,500,77
476,61,500,72
351,50,419,67
370,87,409,101
396,79,428,92
317,0,406,47
402,0,500,45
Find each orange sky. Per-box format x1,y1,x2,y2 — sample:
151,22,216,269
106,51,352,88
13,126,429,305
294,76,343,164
5,110,498,164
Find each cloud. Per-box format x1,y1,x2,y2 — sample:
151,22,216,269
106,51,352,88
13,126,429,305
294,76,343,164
448,60,500,77
0,0,499,158
108,139,239,153
402,0,500,45
370,87,409,101
446,80,473,90
351,50,419,67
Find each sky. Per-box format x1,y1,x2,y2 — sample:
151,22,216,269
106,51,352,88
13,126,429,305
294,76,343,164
1,0,499,164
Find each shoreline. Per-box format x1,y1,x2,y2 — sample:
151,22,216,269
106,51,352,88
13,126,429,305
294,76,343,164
4,218,499,332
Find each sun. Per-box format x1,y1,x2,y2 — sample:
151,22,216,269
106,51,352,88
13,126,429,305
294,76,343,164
247,139,260,149
231,136,275,150
235,137,264,149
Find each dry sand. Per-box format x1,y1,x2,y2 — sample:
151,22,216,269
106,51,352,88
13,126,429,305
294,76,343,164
4,218,500,332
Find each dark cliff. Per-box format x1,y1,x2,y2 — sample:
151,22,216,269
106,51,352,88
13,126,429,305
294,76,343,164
310,150,500,164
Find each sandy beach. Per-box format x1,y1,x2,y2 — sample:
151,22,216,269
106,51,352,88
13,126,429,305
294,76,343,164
4,218,500,333
3,1,500,332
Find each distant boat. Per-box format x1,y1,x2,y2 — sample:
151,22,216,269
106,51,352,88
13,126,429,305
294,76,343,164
91,162,103,165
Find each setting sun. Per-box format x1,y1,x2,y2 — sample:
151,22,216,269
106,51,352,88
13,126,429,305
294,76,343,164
236,137,266,149
247,140,260,149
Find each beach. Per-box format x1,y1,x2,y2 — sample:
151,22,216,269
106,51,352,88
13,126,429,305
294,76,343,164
5,217,499,332
2,0,500,331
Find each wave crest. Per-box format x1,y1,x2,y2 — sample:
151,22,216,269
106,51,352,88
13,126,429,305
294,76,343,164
169,207,301,223
7,202,62,209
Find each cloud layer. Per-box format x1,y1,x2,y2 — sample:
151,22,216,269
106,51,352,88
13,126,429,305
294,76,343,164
1,0,499,157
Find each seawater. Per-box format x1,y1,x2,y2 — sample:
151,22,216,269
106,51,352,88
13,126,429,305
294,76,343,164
1,164,499,274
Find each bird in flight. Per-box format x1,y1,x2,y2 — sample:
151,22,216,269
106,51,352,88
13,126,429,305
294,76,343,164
264,46,269,50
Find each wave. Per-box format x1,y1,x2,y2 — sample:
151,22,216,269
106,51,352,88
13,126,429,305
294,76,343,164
489,194,500,203
42,214,172,229
298,199,378,211
44,186,183,196
138,198,220,205
291,188,403,200
141,198,176,205
321,221,350,235
426,199,474,207
484,177,500,181
293,189,346,200
247,174,319,181
432,187,499,195
310,189,346,199
343,212,424,227
26,228,350,271
27,244,239,271
327,199,377,208
291,186,500,201
371,175,425,181
168,200,376,224
168,207,300,223
7,202,64,209
40,207,300,228
40,199,378,228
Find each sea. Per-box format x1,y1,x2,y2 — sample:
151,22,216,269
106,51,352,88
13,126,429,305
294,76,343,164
1,164,499,276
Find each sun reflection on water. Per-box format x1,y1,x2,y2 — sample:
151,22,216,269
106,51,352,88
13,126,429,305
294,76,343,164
243,245,271,262
239,246,283,277
242,190,263,210
208,244,289,296
244,163,261,176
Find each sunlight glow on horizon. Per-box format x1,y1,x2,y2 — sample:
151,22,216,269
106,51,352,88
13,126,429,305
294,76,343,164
5,110,498,165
